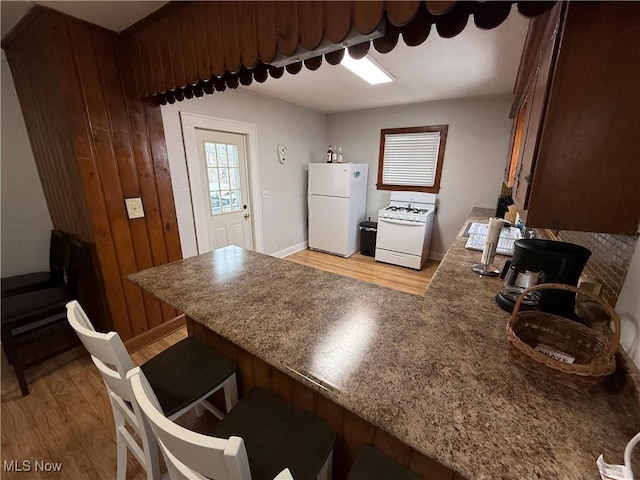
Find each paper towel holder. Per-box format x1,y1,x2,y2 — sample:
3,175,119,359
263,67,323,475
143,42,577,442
471,241,501,276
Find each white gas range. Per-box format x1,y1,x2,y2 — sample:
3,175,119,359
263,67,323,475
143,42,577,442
375,192,437,270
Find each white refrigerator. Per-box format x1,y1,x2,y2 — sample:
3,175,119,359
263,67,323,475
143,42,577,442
308,163,369,257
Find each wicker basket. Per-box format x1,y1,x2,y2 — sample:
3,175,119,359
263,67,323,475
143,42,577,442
505,283,620,389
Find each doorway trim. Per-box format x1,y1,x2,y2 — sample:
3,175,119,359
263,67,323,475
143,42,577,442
180,112,263,253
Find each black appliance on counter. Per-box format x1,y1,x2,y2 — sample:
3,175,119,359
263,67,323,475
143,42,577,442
495,239,591,317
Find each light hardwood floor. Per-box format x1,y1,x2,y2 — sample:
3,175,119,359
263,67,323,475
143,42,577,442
1,252,439,479
285,249,440,296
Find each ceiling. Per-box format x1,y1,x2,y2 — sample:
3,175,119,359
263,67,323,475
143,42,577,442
1,1,529,114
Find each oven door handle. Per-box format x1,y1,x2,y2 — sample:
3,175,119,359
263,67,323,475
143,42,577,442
379,218,423,226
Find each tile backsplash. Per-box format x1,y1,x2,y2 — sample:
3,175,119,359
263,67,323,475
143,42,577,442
534,228,638,306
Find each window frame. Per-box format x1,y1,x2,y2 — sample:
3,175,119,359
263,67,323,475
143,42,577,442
376,125,449,193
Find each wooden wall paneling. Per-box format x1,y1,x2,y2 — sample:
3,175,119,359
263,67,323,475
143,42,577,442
271,368,294,404
353,1,385,35
298,1,324,51
125,99,178,324
68,21,149,336
7,14,110,331
275,1,299,57
6,31,67,233
145,21,166,96
237,2,259,69
290,376,315,414
44,14,131,338
127,33,146,98
373,428,412,470
120,35,140,98
178,5,199,86
220,2,242,73
26,16,83,236
46,13,133,336
386,1,421,26
314,393,346,475
167,13,187,89
189,3,212,82
206,2,226,77
342,409,375,473
325,1,352,44
141,103,182,265
156,17,176,94
255,1,277,64
142,102,181,324
134,27,154,97
97,31,166,331
409,449,455,479
252,355,273,391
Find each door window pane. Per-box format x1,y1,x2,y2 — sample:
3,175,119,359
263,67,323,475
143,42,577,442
203,141,242,216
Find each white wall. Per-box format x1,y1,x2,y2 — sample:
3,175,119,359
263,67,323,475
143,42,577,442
1,54,53,276
161,89,328,257
328,95,512,258
618,242,640,369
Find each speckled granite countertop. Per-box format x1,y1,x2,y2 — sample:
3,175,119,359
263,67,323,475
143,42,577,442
129,208,640,479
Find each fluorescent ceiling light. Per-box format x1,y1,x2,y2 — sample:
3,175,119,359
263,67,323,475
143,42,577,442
341,53,393,85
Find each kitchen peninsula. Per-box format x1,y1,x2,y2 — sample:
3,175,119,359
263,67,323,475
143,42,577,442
129,209,640,479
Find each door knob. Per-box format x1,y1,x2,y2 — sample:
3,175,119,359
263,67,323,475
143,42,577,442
244,213,250,219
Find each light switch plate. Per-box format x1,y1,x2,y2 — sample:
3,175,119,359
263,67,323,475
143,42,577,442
125,198,145,219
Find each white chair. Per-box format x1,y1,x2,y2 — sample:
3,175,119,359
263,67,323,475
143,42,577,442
66,300,238,480
129,366,336,480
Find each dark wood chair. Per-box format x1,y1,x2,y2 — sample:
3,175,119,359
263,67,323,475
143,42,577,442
1,239,83,396
1,230,68,298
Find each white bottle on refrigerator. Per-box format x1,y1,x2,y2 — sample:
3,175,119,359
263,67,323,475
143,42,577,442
308,163,368,257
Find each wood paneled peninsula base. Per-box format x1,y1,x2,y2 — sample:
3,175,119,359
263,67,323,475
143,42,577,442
129,209,640,479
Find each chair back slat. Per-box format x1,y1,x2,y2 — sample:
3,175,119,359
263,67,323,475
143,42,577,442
49,230,68,284
66,300,136,402
65,240,83,297
129,367,251,480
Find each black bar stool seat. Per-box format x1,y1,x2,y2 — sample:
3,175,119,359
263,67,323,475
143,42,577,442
2,286,72,328
1,272,56,298
211,387,336,480
141,336,237,418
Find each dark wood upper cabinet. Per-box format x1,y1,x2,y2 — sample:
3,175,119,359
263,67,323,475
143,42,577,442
505,1,640,234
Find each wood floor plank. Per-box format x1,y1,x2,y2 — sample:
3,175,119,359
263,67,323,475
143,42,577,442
285,249,439,296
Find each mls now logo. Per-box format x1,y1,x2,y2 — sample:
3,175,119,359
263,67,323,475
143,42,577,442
3,459,63,472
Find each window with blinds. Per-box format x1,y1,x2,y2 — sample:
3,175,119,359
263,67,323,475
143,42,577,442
377,125,448,193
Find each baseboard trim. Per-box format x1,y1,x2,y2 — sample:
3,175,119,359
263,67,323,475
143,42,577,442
272,241,308,258
125,315,187,353
428,252,445,261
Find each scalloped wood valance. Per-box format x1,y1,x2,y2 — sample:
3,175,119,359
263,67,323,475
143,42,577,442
118,1,556,104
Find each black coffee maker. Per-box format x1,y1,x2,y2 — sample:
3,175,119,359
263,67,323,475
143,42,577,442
495,239,591,317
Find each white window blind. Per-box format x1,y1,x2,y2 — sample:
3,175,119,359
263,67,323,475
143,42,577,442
381,131,441,187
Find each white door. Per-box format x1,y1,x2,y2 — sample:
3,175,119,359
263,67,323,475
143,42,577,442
308,195,349,256
193,128,253,251
308,164,351,197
